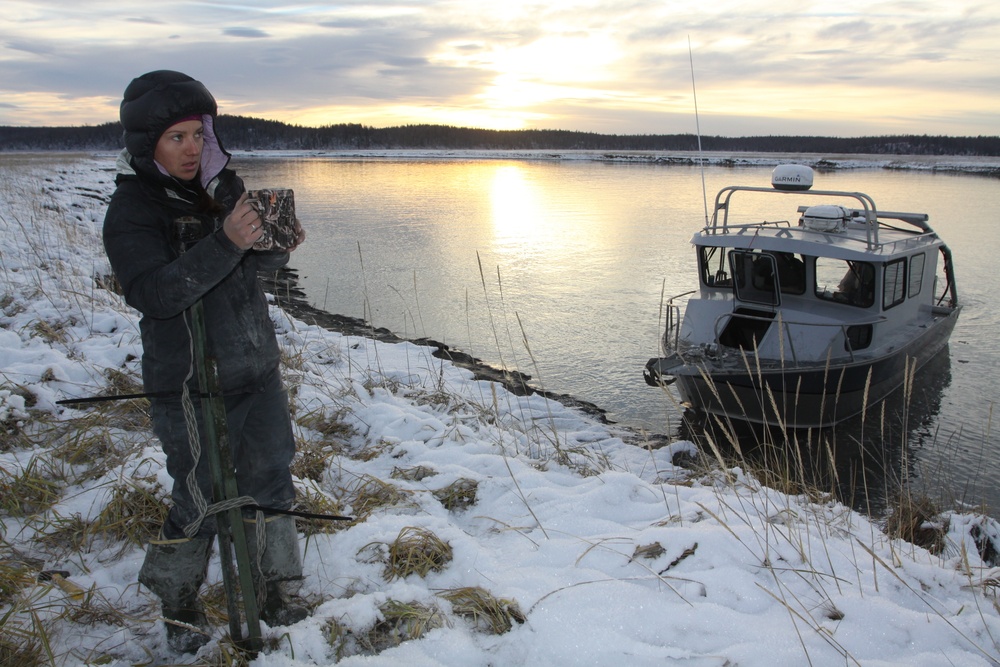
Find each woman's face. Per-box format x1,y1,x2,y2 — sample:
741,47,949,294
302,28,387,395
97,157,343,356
154,119,204,180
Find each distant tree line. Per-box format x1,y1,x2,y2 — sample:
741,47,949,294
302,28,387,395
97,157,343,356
2,115,998,156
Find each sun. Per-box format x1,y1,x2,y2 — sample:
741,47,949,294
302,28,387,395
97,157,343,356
429,31,622,126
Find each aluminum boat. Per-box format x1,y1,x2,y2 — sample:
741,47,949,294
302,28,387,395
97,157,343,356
643,165,960,428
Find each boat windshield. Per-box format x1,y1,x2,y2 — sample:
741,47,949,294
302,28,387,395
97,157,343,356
815,258,875,308
700,246,732,287
700,247,806,297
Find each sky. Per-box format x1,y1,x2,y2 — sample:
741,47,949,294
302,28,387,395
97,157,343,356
2,0,999,137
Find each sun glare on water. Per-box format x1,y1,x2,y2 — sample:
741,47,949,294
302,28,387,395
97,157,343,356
490,165,544,244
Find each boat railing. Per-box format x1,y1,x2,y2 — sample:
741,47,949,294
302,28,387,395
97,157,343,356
661,290,697,354
708,185,936,252
704,310,888,365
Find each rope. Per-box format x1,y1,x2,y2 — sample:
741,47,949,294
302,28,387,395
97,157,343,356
179,312,210,539
177,313,261,538
179,308,269,612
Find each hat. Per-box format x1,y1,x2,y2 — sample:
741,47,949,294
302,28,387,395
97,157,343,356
119,70,217,158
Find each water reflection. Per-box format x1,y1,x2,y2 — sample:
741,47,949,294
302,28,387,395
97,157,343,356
491,165,542,243
677,349,957,518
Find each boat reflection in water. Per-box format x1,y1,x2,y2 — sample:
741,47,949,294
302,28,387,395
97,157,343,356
674,347,954,518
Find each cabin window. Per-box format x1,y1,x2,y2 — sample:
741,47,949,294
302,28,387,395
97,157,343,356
772,252,806,295
883,258,907,309
700,247,731,288
815,258,875,308
730,250,780,306
908,253,925,298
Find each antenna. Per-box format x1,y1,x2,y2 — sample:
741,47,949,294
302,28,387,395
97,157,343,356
688,36,709,226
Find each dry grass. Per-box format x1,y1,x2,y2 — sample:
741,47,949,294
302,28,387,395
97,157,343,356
631,541,667,561
359,600,447,652
437,586,525,634
290,440,336,482
92,272,122,296
33,514,91,555
30,318,73,345
295,406,355,442
324,599,449,658
0,628,45,667
383,526,453,581
884,493,946,554
88,478,168,548
347,475,414,522
323,617,349,659
48,423,117,468
0,418,28,452
0,560,37,608
432,478,478,512
199,634,260,667
296,487,351,536
0,457,62,517
390,465,437,482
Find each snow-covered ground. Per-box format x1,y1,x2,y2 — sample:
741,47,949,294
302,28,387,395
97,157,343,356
2,153,1000,666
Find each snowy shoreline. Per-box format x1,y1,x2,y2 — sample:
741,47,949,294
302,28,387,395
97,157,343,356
227,148,1000,176
7,147,999,176
3,154,1000,666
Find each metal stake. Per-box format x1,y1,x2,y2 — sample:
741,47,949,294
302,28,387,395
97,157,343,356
190,299,263,653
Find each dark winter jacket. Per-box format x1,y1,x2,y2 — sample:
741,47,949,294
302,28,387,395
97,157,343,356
103,70,288,395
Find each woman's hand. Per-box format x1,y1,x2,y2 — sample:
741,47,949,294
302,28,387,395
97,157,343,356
223,192,263,250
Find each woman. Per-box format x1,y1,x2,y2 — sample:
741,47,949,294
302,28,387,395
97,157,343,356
103,70,307,653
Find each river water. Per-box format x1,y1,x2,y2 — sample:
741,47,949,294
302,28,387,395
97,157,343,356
233,154,1000,518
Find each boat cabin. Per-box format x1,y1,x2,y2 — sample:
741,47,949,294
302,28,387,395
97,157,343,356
673,167,958,368
645,164,961,427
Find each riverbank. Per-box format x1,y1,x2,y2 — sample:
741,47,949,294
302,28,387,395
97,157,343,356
232,148,1000,176
260,267,618,425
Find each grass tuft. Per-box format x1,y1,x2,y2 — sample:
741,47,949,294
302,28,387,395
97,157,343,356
296,487,350,536
295,407,355,441
34,514,91,555
348,475,413,521
884,493,946,554
437,586,525,634
0,560,38,607
0,457,62,516
88,479,168,549
432,478,478,511
0,632,44,667
390,465,437,482
383,526,453,581
358,599,446,652
631,542,666,561
290,439,337,482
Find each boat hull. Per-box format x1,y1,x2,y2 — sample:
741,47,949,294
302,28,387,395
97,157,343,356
645,308,959,428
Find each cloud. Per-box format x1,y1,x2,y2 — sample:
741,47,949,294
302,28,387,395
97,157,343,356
223,27,271,39
0,0,997,135
4,40,55,57
125,17,166,25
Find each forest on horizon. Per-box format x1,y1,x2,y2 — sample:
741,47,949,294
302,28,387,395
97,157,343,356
2,115,998,155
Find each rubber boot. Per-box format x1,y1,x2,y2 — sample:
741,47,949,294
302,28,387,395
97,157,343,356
246,515,309,626
139,536,213,653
